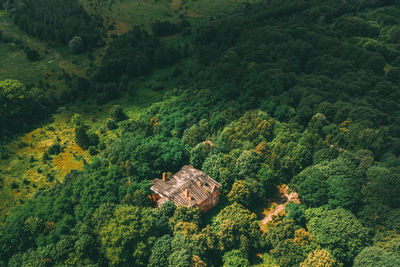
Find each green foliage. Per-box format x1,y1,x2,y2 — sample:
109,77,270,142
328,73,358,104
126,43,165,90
236,150,262,178
12,0,103,47
307,208,370,265
74,126,99,149
106,118,118,130
363,166,400,208
2,1,400,266
264,213,314,266
68,36,84,54
227,180,252,207
182,119,210,148
327,175,361,211
94,27,180,84
354,246,400,267
71,114,83,127
286,203,306,227
148,235,172,267
296,154,364,212
0,79,49,134
110,105,127,122
47,143,61,155
169,206,201,230
296,166,328,207
213,203,261,252
300,249,337,267
222,249,250,267
219,111,275,150
189,142,214,169
99,205,156,266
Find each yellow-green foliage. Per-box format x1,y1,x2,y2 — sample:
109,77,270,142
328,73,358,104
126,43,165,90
300,249,337,267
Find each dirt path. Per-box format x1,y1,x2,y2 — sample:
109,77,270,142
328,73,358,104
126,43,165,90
260,185,300,225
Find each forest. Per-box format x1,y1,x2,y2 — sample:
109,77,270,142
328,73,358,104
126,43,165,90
0,0,400,266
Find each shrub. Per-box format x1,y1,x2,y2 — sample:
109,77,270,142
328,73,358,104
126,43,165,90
47,143,61,155
107,119,118,130
88,146,98,156
69,36,84,54
110,105,127,122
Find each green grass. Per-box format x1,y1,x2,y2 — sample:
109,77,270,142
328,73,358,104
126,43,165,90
0,67,167,219
0,10,101,96
79,0,257,35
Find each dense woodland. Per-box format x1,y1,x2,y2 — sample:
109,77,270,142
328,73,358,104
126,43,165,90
2,0,104,48
1,0,400,266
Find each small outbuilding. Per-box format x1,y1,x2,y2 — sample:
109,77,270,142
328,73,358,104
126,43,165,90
151,165,221,212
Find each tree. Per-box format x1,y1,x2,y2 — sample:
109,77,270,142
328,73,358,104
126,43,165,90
99,205,156,266
189,142,214,169
308,113,328,134
74,126,99,149
71,114,83,127
222,250,250,267
307,208,370,265
327,175,361,211
182,119,210,148
149,235,172,267
168,249,192,267
169,206,201,230
74,126,91,149
214,203,261,252
227,180,252,207
296,167,328,207
236,150,262,178
110,105,127,122
353,246,400,267
69,36,84,54
300,249,337,267
363,166,400,208
286,203,306,227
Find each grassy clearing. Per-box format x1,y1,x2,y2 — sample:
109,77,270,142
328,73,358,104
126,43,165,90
79,0,256,35
0,64,168,219
0,11,102,96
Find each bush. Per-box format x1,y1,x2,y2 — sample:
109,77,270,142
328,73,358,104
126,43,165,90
88,146,98,156
0,146,9,160
25,48,40,61
98,142,106,150
10,181,19,189
110,105,127,122
107,119,118,130
42,152,50,161
69,36,84,54
47,143,61,155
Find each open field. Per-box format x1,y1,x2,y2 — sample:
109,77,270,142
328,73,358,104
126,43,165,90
0,11,101,96
79,0,256,35
0,72,165,218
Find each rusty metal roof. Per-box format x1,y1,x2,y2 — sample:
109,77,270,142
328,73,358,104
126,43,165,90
151,165,221,207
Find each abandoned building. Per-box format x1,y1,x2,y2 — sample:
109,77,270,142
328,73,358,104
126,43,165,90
151,165,222,212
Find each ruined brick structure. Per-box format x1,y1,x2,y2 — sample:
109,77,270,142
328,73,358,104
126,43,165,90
151,165,221,212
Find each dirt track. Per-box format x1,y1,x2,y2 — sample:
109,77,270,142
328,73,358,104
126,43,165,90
260,185,300,225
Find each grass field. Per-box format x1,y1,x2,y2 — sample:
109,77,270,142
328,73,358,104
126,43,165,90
0,64,169,219
79,0,256,35
0,10,101,96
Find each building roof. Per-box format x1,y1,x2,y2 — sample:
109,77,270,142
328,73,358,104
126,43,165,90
151,165,221,207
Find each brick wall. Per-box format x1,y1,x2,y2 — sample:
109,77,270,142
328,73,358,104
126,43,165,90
198,190,220,212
